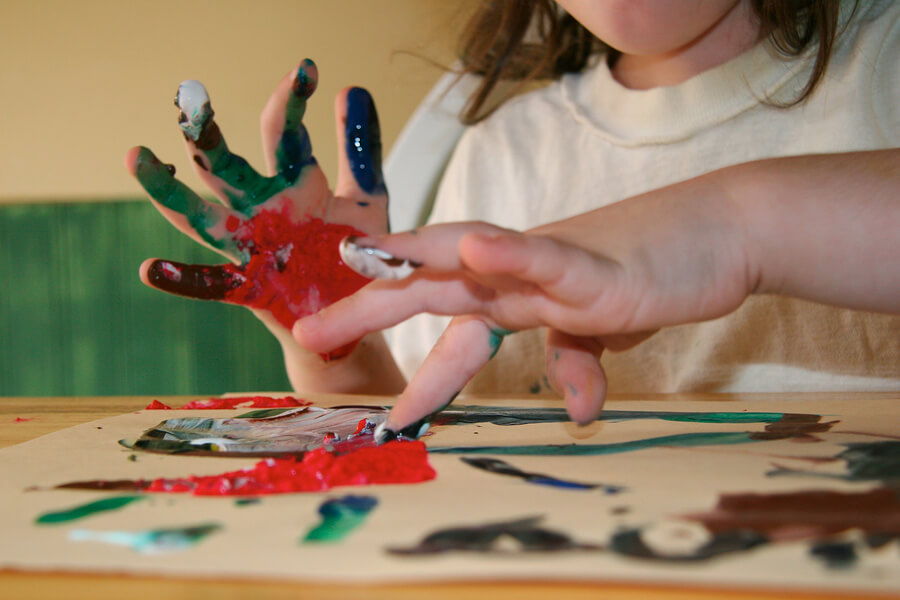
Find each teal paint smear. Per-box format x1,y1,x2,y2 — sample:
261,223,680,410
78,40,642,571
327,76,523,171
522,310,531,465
429,431,758,456
35,495,145,525
302,495,378,543
131,147,228,251
655,412,786,423
768,441,900,482
235,497,261,506
488,328,515,359
437,406,789,427
276,59,318,187
69,523,221,554
198,142,282,213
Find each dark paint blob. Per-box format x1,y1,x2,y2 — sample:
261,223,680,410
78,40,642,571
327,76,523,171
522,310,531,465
809,539,859,569
388,516,601,555
609,527,767,562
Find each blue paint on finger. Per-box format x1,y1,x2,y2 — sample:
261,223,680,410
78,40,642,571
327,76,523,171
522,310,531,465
345,87,385,195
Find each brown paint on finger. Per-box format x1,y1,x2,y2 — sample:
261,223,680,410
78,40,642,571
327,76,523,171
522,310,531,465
145,259,243,301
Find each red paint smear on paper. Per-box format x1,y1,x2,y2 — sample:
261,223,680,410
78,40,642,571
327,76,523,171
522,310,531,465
13,417,34,423
144,441,434,495
144,400,173,410
144,396,310,410
223,202,370,360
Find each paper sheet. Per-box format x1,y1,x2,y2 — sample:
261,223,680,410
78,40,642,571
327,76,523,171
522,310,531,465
0,395,897,592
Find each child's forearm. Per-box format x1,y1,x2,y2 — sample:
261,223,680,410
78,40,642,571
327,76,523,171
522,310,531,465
729,149,900,313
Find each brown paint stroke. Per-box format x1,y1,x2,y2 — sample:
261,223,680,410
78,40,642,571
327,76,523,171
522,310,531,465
748,413,839,443
683,487,900,542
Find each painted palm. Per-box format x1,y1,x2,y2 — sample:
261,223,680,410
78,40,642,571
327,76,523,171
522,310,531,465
128,60,385,359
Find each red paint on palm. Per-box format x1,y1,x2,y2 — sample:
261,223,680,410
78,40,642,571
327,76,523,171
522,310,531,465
144,441,435,495
224,201,370,332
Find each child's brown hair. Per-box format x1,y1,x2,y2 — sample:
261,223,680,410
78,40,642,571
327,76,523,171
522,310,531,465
457,0,856,124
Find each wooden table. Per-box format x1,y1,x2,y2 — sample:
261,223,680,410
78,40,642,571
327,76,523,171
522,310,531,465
1,393,896,600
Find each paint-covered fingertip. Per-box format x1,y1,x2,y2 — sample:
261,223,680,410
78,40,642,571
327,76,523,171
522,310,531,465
373,419,431,445
293,59,319,98
344,87,385,196
175,80,213,142
339,236,420,280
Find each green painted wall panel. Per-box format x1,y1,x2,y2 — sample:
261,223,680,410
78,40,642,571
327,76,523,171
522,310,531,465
0,201,291,396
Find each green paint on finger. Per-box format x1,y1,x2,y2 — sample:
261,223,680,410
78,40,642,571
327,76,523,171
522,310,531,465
36,495,145,525
488,328,515,359
302,495,378,543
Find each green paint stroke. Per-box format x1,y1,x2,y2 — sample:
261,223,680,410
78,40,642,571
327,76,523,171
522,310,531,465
302,495,378,543
429,431,758,456
69,523,221,554
36,495,145,525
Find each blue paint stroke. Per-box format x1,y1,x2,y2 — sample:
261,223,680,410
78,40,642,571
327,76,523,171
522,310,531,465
461,457,624,493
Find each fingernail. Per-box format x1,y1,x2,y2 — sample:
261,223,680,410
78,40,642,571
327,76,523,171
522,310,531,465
175,80,213,142
339,236,421,280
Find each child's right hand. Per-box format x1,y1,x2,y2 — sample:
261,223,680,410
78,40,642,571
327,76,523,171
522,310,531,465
128,60,404,393
295,171,754,434
294,149,900,437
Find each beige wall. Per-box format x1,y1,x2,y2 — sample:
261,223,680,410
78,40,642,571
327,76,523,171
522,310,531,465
0,0,471,202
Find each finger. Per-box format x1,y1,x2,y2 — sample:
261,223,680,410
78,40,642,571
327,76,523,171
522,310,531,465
259,60,320,185
175,80,274,212
139,258,243,301
375,316,497,441
545,329,607,424
459,231,621,305
293,275,485,353
337,221,508,279
329,87,390,232
126,146,242,261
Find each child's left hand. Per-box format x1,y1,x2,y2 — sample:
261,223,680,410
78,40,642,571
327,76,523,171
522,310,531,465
128,59,389,365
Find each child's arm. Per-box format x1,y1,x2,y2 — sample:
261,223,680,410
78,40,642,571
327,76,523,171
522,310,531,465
294,149,900,434
129,60,405,395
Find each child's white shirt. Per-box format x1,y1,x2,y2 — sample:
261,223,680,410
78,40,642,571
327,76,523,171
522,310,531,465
389,0,900,395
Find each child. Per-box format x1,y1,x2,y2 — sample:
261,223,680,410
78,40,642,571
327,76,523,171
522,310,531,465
134,0,899,440
292,0,900,439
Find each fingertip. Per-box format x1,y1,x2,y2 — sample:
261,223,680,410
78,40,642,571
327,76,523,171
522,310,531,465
138,257,157,285
293,59,318,98
565,388,606,426
124,146,143,173
292,313,325,348
343,86,384,196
